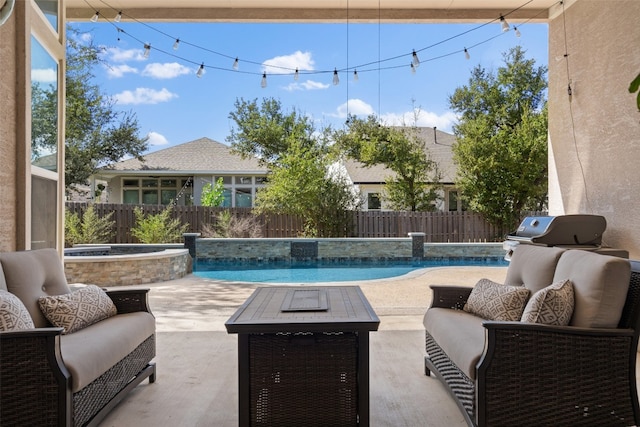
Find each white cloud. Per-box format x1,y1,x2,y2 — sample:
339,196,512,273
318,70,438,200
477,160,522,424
114,88,178,105
333,99,376,118
283,79,330,92
104,46,147,63
32,68,57,83
262,50,314,75
146,131,169,146
105,64,139,79
142,62,192,79
381,110,458,133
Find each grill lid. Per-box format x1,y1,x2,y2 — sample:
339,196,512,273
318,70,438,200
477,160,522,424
507,215,606,246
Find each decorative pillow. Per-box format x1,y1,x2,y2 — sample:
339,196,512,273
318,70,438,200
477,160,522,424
463,278,531,321
0,290,35,331
38,285,117,334
521,279,574,325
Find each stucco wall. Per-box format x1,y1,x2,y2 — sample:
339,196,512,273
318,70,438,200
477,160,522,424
548,0,640,258
0,13,18,251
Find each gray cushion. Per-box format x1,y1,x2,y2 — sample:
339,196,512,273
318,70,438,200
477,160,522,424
0,249,71,328
504,245,566,293
553,250,630,328
424,307,486,380
60,311,155,392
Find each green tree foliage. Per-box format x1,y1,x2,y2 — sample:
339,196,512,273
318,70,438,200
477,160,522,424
334,115,442,211
64,27,148,192
64,204,115,247
227,98,361,237
448,46,548,229
131,207,189,243
200,177,226,207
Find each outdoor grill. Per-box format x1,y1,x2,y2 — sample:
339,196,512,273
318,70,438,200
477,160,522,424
504,214,610,260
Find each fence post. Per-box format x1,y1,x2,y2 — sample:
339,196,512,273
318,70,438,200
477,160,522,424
408,232,425,259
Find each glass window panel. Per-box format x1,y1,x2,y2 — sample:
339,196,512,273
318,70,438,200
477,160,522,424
142,190,158,204
161,190,176,205
216,176,232,185
367,193,381,210
123,190,139,204
161,179,177,187
35,1,58,31
142,179,158,188
31,36,58,172
449,191,458,212
31,176,57,249
236,176,252,185
123,179,139,187
221,189,232,208
235,189,252,207
255,176,268,184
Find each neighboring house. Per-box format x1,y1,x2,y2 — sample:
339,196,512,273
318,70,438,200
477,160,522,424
92,137,268,207
343,127,465,212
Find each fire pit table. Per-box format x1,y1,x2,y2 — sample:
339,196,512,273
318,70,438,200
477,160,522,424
225,286,380,427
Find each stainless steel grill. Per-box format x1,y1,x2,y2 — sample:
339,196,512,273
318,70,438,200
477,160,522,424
507,215,606,247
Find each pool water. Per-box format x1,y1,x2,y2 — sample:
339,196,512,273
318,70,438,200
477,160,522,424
194,258,508,283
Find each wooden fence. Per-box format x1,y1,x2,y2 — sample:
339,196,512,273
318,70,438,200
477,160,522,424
65,202,516,243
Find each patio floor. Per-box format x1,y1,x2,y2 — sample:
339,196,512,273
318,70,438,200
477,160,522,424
94,265,562,426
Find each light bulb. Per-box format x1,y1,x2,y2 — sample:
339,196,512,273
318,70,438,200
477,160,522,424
114,11,122,22
294,68,299,81
196,63,204,78
90,11,99,22
411,63,416,75
143,44,151,59
412,50,420,67
353,70,359,82
173,39,180,50
261,73,267,88
333,69,339,86
514,26,521,38
464,48,470,60
500,15,510,32
233,58,239,70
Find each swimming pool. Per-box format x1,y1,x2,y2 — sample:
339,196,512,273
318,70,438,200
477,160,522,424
194,258,508,283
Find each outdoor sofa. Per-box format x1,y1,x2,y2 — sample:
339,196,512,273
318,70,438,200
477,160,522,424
424,244,640,426
0,248,156,426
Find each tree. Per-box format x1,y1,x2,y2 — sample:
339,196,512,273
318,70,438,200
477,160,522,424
200,177,226,207
448,46,548,230
334,115,442,211
227,98,361,237
64,27,148,192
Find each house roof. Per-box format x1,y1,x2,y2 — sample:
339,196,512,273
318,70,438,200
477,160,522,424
98,137,267,176
344,127,457,184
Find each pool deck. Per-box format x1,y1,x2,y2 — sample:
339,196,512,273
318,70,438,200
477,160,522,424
98,266,511,426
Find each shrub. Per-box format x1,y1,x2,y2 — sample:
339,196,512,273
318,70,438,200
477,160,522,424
200,210,263,238
65,204,115,247
131,206,189,243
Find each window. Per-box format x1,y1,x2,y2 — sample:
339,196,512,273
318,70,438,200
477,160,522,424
448,191,459,212
121,177,191,205
235,188,252,207
367,193,381,210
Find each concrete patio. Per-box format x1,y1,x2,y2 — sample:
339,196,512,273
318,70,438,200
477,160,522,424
97,266,510,426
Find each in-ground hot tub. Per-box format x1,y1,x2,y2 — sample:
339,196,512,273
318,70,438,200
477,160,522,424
64,246,192,286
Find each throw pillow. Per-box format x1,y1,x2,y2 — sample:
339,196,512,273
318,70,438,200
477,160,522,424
0,290,35,331
521,279,574,325
463,278,531,321
38,285,117,334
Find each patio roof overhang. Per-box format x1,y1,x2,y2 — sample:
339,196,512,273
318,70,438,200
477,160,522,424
65,0,565,23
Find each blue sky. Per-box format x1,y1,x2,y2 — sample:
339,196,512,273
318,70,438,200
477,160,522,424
69,19,549,152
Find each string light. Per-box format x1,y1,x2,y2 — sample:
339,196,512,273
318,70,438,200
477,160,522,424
333,69,340,85
82,0,544,84
196,63,204,78
261,73,267,88
353,70,359,82
412,50,420,67
464,48,470,60
500,15,510,32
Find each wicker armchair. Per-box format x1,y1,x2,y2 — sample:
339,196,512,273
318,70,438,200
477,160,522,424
424,246,640,427
0,249,156,426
